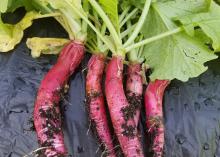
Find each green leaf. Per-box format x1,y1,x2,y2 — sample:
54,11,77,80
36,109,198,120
150,0,211,30
0,0,8,13
0,0,34,13
194,29,212,45
26,37,69,58
141,0,217,81
0,11,41,52
175,2,220,51
99,0,120,33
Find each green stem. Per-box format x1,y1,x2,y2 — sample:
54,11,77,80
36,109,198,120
32,0,52,14
61,9,79,39
82,0,89,37
101,24,107,35
127,21,138,62
32,0,75,39
57,15,75,39
86,43,96,52
124,0,152,47
93,11,102,49
120,8,138,28
65,0,115,52
88,0,122,47
121,24,136,39
119,7,130,23
98,23,107,50
125,27,183,52
35,13,61,19
88,15,102,29
138,45,144,59
128,51,138,62
137,36,144,58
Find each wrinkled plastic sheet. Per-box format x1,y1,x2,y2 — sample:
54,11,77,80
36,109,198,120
1,13,220,157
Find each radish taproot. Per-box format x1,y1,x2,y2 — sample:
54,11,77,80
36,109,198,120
31,0,89,155
126,63,143,126
34,41,85,156
86,54,116,156
125,34,145,127
86,0,152,156
144,80,169,157
105,56,144,157
32,0,217,156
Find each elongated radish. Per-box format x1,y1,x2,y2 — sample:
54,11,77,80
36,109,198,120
126,63,143,126
145,80,170,157
105,56,144,157
34,41,85,157
86,54,116,157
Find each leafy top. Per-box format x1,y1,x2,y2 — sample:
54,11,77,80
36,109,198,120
140,0,217,81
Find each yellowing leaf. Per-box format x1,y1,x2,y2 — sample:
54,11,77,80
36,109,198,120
0,11,41,52
26,37,69,58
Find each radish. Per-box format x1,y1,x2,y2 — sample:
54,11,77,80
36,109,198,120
34,41,85,156
85,8,117,155
31,0,217,156
31,1,90,156
105,56,144,157
144,80,170,157
86,54,116,156
126,63,143,126
85,0,152,156
125,30,144,127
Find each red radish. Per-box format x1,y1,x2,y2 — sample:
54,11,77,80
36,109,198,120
105,56,144,157
144,79,170,157
126,63,143,126
34,41,85,157
86,54,116,157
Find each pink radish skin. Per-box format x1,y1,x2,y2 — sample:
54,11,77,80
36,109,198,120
34,41,85,157
126,63,143,126
86,54,116,157
145,80,170,157
105,56,144,157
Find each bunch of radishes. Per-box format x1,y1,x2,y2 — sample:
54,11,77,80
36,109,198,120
1,0,220,157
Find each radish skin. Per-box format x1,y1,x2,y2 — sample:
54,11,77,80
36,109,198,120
105,56,144,157
126,63,143,126
86,54,116,157
145,80,170,157
34,41,85,157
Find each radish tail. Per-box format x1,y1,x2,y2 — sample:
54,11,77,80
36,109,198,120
86,54,116,157
145,80,170,157
105,56,144,157
126,63,143,126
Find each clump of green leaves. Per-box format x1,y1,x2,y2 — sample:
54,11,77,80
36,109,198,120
138,0,218,81
1,0,220,82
